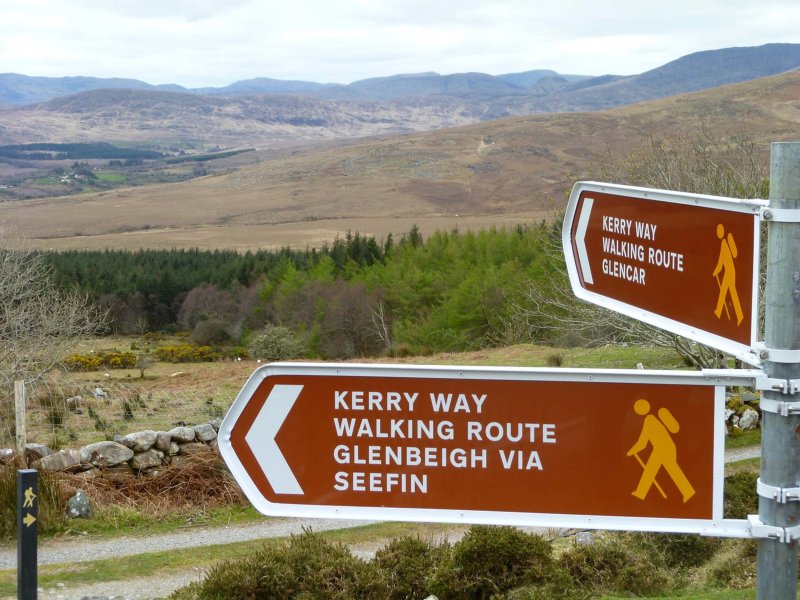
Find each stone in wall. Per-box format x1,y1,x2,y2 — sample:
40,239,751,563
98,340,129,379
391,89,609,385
80,441,134,468
130,449,164,470
121,430,158,452
193,423,217,442
154,431,172,452
169,426,196,443
34,449,87,473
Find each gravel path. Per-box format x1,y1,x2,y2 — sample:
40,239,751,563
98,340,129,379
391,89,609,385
0,517,375,569
723,444,761,463
0,446,762,600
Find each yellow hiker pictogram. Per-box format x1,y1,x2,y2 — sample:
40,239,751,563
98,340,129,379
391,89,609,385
23,486,36,509
627,399,695,503
712,223,744,326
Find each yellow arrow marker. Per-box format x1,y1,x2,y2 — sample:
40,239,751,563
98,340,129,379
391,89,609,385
22,513,36,527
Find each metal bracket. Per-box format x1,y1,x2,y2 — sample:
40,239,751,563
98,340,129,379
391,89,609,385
761,207,800,223
757,478,800,503
755,375,800,395
748,515,800,543
759,397,800,417
754,342,800,364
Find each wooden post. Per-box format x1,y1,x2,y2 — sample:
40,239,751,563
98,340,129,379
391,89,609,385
14,381,26,467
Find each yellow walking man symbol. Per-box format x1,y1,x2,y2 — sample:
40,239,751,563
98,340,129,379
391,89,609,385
712,223,744,326
627,399,695,503
23,486,36,509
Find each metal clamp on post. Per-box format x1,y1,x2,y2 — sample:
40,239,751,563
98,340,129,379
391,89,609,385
748,515,800,543
759,397,800,417
754,342,800,364
757,478,800,503
755,373,800,395
761,207,800,223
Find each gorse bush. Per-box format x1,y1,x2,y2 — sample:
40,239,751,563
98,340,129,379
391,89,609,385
154,344,219,363
64,350,137,370
724,471,759,519
167,524,763,599
559,535,671,597
373,535,450,600
428,526,556,600
169,529,389,599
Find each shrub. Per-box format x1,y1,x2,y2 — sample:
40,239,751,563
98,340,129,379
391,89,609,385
374,535,449,599
724,471,758,519
690,539,757,589
545,352,564,367
247,325,304,361
626,531,723,570
63,350,136,371
559,535,671,597
428,525,556,600
190,319,231,346
154,344,220,363
169,530,389,599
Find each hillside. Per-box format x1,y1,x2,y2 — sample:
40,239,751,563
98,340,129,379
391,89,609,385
0,89,479,146
3,69,799,252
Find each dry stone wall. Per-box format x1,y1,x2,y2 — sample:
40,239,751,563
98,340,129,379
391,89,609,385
3,418,224,478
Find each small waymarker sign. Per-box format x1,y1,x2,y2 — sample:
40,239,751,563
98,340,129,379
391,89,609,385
563,182,765,365
220,363,746,535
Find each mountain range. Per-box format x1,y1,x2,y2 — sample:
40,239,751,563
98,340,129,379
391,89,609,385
0,43,798,148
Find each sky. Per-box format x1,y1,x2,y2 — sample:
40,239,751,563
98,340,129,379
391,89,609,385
1,0,798,89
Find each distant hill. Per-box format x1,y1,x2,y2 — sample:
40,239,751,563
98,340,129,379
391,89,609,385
196,77,330,95
0,73,186,106
2,43,797,110
513,43,800,112
4,68,800,251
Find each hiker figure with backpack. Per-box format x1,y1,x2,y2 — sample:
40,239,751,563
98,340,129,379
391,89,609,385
713,223,744,326
627,399,696,503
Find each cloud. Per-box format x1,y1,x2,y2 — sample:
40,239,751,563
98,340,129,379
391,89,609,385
0,0,797,87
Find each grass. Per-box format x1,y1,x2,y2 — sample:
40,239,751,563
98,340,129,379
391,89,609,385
94,171,126,183
13,340,689,450
726,428,761,449
600,592,757,600
59,505,263,539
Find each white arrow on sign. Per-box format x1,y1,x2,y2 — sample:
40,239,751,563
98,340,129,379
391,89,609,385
245,384,304,495
575,197,594,284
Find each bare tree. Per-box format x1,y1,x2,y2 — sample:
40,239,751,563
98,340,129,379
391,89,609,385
0,230,105,428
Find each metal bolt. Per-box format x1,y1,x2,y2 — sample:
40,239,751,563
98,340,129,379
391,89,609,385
764,209,773,220
761,349,770,360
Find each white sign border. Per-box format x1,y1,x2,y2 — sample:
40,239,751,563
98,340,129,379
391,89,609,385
219,362,754,538
562,181,766,366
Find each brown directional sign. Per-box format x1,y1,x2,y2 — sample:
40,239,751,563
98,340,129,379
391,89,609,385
219,363,741,534
563,182,764,365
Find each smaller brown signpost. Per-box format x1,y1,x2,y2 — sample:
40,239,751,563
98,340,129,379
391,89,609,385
219,362,752,536
562,182,765,365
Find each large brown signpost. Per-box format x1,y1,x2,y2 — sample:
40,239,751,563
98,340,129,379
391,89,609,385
562,182,765,365
219,363,751,536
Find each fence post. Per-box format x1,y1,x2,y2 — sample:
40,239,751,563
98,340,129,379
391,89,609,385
14,381,26,467
756,142,800,599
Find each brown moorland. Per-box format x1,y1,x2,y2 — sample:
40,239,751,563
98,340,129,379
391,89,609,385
2,70,799,251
